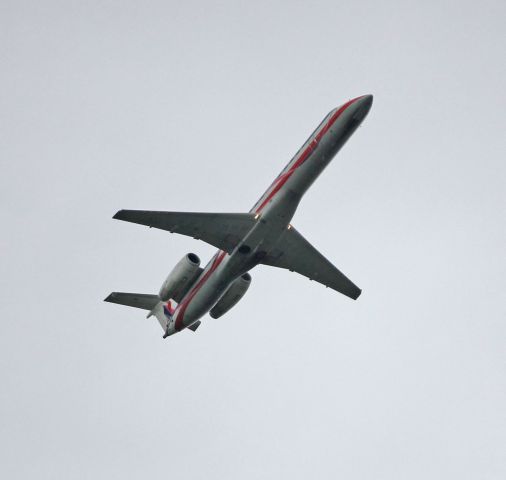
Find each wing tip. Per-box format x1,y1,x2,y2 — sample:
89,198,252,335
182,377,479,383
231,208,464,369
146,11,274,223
104,293,116,302
351,288,362,300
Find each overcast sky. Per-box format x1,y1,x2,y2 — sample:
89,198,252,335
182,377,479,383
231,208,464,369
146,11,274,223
1,1,505,479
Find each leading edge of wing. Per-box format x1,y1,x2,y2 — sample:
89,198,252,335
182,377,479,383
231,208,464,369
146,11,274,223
261,227,362,300
113,210,256,254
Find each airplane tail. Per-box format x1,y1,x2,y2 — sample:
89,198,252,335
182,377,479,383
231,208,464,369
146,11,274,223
104,293,201,335
104,292,169,331
104,292,159,310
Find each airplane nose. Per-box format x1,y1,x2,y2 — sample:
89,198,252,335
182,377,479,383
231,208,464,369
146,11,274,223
356,94,373,111
349,94,373,122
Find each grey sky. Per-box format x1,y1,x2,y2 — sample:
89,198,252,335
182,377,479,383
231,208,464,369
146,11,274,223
1,1,505,479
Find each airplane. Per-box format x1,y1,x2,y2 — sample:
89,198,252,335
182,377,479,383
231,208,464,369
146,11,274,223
105,94,373,338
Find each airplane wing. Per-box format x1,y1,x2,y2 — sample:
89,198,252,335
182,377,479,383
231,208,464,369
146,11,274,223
113,210,256,254
104,292,160,310
261,227,362,300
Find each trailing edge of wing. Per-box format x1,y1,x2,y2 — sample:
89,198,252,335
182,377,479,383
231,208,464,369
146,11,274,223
104,292,160,310
113,210,256,254
261,227,361,300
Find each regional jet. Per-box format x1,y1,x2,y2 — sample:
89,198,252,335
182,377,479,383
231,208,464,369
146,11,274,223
105,94,373,338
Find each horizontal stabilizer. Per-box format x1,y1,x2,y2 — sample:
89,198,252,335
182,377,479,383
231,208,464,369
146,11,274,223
104,292,160,310
187,320,201,332
262,227,361,300
113,210,256,254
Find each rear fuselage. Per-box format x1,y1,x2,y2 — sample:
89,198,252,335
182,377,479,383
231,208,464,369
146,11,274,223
165,95,373,335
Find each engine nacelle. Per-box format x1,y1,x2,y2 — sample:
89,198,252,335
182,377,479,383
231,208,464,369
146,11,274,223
159,253,201,301
210,272,251,319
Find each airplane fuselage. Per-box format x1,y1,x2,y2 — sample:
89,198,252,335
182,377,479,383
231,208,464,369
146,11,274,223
165,95,373,336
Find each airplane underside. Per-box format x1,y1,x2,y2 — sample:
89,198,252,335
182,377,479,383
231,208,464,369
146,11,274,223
105,94,373,339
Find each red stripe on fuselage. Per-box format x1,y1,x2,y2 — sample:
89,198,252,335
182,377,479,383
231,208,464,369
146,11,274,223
254,97,363,214
174,250,227,331
172,97,363,332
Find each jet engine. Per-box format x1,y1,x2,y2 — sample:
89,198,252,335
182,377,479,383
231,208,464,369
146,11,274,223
210,272,251,319
159,253,201,301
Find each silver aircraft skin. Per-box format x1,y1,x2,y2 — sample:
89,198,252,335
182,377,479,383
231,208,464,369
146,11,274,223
105,95,373,338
